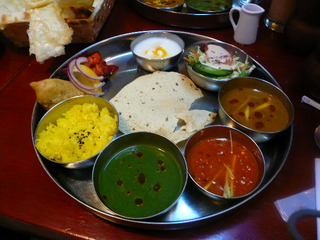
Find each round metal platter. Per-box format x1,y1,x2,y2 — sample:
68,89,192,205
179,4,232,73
130,0,262,29
31,30,293,230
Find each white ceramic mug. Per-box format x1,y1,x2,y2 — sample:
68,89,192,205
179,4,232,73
229,3,265,45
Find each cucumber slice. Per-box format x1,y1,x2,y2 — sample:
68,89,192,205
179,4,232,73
192,63,233,77
238,70,249,77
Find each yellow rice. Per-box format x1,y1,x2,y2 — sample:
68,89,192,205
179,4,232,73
36,103,118,163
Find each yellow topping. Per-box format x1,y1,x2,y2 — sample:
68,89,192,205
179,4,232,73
146,47,168,58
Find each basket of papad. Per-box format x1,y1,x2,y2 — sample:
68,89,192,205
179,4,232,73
0,0,115,63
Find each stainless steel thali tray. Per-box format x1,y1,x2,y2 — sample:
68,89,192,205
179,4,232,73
31,30,293,230
130,0,262,29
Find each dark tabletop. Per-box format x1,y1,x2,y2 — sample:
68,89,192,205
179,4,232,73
1,0,319,239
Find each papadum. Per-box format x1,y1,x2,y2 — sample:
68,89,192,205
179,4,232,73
110,71,216,143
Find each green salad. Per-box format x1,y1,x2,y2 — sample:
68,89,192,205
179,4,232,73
184,44,256,80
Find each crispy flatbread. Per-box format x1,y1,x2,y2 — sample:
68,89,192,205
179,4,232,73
0,0,108,61
30,78,84,110
27,3,73,63
110,71,216,143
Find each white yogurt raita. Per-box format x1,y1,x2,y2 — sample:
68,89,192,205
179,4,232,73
133,37,182,59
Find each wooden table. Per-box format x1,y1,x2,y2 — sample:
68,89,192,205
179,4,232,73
1,0,319,239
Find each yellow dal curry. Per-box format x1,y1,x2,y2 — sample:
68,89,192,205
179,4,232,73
221,87,289,132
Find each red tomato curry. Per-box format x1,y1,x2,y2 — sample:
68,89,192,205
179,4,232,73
187,138,260,198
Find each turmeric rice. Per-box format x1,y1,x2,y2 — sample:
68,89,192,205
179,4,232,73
36,103,118,163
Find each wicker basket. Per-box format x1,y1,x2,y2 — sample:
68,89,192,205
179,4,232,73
1,0,115,47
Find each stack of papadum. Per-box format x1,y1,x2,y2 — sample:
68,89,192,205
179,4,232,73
31,71,216,144
0,0,114,63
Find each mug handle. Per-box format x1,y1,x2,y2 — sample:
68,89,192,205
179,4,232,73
229,6,241,31
287,209,320,240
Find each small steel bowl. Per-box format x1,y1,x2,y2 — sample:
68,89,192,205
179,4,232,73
184,125,265,200
34,96,119,169
93,131,188,220
183,40,255,91
130,32,185,72
185,0,232,13
218,77,294,142
137,0,184,12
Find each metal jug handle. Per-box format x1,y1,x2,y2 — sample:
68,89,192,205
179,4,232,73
287,209,320,240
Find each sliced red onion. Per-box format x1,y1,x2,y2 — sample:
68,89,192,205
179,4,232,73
75,57,104,81
67,59,105,96
68,59,105,90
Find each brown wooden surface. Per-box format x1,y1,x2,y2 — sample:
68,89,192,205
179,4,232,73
1,0,320,239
